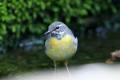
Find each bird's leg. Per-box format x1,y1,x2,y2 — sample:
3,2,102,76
64,60,70,73
64,60,72,80
53,60,57,80
53,60,56,73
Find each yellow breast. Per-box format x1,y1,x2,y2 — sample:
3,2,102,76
46,34,76,61
49,34,71,46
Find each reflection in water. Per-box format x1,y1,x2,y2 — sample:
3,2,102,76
19,38,44,51
96,26,107,38
113,23,120,32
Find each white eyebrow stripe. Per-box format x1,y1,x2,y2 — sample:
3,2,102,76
58,24,62,27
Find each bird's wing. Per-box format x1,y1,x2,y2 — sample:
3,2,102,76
45,39,48,48
73,37,78,52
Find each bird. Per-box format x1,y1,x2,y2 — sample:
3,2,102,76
45,21,78,72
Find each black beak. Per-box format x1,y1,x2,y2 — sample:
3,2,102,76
44,28,57,35
44,30,53,35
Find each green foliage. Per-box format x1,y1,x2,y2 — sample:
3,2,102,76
0,0,119,49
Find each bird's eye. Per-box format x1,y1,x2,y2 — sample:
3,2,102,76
56,26,59,29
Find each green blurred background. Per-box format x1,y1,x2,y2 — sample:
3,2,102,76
0,0,120,78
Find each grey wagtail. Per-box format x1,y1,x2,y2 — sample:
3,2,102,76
45,21,78,72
